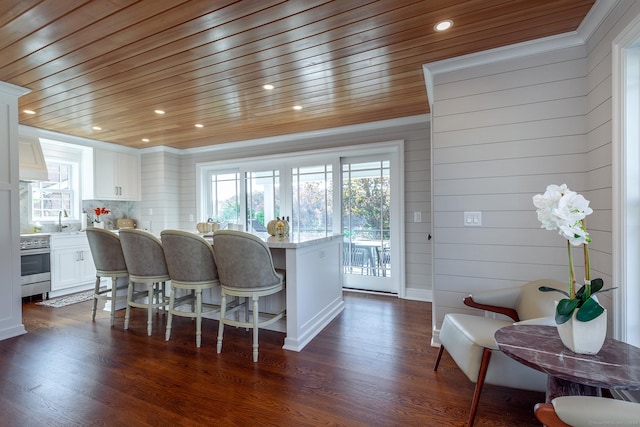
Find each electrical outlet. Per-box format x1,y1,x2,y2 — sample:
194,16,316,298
464,211,482,227
189,214,194,222
414,211,422,222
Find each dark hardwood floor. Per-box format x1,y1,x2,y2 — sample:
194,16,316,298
2,292,544,426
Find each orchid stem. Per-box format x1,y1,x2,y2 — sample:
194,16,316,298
582,219,591,299
567,240,576,299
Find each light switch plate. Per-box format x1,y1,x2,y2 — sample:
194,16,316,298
414,211,422,222
464,211,482,226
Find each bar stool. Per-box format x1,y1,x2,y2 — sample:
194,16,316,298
160,230,220,348
85,227,129,326
212,230,285,362
119,229,170,336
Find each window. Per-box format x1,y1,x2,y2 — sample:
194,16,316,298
291,164,333,234
206,171,241,222
246,169,280,229
31,139,82,222
31,162,74,221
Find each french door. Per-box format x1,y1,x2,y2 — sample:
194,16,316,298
342,156,396,294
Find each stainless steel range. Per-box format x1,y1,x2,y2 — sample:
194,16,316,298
20,234,51,298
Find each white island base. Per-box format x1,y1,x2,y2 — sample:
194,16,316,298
266,234,345,351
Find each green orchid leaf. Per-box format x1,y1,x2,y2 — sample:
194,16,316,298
593,287,617,295
590,278,604,293
539,286,569,298
576,297,605,322
555,298,579,324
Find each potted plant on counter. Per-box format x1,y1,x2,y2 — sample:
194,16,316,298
93,207,110,229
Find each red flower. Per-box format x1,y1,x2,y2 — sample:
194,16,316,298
94,207,110,216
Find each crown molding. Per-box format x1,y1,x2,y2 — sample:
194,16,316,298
0,80,30,97
138,145,182,155
423,0,620,76
19,124,139,154
168,114,430,156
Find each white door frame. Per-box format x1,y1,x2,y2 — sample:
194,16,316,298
613,12,640,347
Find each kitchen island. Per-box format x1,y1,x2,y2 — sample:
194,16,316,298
205,232,345,352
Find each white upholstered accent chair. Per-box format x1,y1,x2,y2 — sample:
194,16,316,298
160,230,220,348
212,230,285,362
119,229,170,336
86,227,129,326
534,396,640,427
433,279,565,427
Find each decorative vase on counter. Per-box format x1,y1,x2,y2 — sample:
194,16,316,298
556,308,607,355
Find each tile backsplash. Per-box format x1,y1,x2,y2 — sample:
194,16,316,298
19,181,140,233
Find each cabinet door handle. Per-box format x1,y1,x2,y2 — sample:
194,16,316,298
115,186,118,195
80,251,84,261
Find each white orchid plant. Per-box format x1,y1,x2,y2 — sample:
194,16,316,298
533,184,615,324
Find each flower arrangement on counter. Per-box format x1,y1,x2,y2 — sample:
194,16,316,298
93,207,110,223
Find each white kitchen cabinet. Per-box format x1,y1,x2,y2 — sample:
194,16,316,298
50,233,98,298
92,149,140,201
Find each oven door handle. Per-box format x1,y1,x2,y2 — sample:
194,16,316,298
21,248,50,255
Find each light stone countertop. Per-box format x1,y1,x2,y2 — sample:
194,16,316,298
200,231,343,249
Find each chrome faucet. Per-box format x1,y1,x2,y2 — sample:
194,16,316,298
58,209,69,232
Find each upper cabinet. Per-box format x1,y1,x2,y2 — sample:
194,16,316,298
86,148,140,201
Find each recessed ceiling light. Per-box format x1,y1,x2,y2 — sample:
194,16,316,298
141,138,150,142
23,109,36,114
92,126,102,130
434,19,453,32
293,105,303,110
195,124,204,128
263,84,274,90
154,109,165,115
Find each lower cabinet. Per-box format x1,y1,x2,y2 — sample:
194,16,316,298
50,233,97,298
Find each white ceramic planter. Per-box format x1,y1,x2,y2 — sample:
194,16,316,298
556,308,607,354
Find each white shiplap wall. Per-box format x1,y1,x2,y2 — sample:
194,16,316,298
139,150,181,232
140,119,433,298
428,0,640,343
429,44,591,333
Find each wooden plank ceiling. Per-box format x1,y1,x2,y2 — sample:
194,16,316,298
1,0,595,150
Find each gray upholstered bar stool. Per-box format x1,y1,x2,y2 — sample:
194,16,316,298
86,227,129,326
212,230,285,362
119,229,170,336
160,230,221,348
